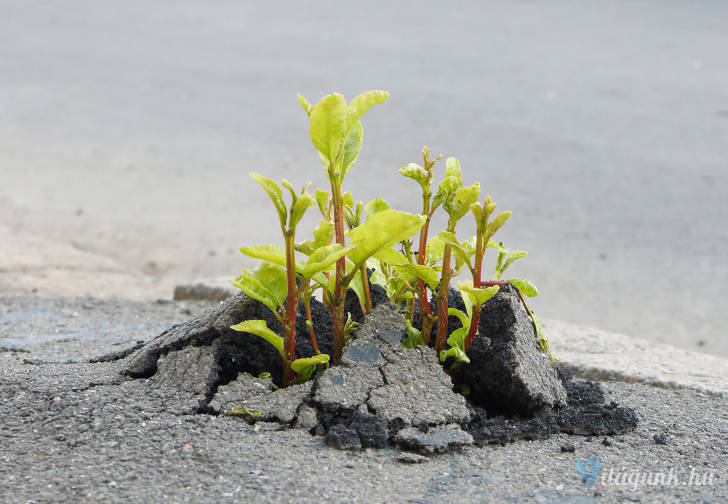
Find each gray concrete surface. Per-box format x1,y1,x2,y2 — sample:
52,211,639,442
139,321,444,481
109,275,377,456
0,295,726,503
1,1,726,360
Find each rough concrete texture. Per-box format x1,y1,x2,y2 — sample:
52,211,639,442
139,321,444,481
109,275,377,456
369,346,472,427
206,372,274,415
394,425,474,454
455,283,568,415
546,318,728,397
1,295,725,503
314,304,473,452
173,277,237,302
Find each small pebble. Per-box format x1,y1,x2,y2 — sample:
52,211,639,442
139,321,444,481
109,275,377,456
602,438,611,446
560,444,576,453
653,432,668,445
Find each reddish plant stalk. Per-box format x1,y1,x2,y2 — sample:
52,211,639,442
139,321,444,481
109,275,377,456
416,201,434,343
304,297,321,355
330,174,347,363
434,244,453,355
283,233,299,386
360,264,372,313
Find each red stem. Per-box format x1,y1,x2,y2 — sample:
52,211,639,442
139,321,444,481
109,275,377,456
330,175,346,363
304,297,320,355
283,233,298,386
434,244,453,355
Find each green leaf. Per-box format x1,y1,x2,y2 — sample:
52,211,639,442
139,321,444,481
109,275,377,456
364,198,391,222
230,319,285,360
309,93,349,164
367,258,388,288
502,250,528,273
340,121,363,178
347,90,389,130
230,262,288,313
487,210,512,236
289,190,314,230
239,244,287,267
432,157,463,210
399,162,430,190
346,210,426,272
402,318,424,348
296,220,335,256
392,264,439,290
225,407,261,418
250,173,287,228
440,326,470,365
437,231,472,269
426,235,446,263
342,191,354,209
315,190,330,217
449,182,481,222
297,93,313,116
303,243,356,278
447,307,470,329
508,278,539,297
459,280,500,306
348,269,367,314
291,353,330,380
280,179,297,202
373,247,407,265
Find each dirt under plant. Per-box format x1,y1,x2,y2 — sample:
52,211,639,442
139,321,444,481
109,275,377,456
107,285,637,454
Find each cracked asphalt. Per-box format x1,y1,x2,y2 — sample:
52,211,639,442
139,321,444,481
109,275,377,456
1,295,726,503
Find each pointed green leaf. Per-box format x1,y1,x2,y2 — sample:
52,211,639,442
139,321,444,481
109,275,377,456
364,198,391,222
432,157,463,210
502,250,528,273
280,179,297,202
342,191,354,209
303,243,356,278
297,93,313,116
290,191,314,230
447,307,470,329
231,262,288,313
402,319,424,348
448,182,481,226
459,280,500,306
437,230,472,269
291,353,330,374
487,210,512,236
250,173,287,228
509,278,539,297
230,319,285,360
341,121,363,178
346,210,426,272
296,220,335,256
367,258,388,287
309,93,348,163
347,90,389,130
373,247,407,265
348,269,367,314
399,162,430,190
239,244,287,267
392,264,439,290
315,189,329,217
426,234,446,263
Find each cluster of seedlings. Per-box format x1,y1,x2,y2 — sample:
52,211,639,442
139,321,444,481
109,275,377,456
232,90,550,386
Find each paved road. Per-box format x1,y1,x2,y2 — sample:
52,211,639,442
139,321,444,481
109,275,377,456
1,1,726,356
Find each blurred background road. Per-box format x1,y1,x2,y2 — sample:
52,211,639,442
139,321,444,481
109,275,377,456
1,1,726,356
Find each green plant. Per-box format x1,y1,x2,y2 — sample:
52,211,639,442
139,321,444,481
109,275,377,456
297,91,426,362
230,90,552,387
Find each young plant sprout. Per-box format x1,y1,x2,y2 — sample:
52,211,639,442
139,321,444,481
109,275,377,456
230,175,341,386
297,91,426,363
230,91,551,387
